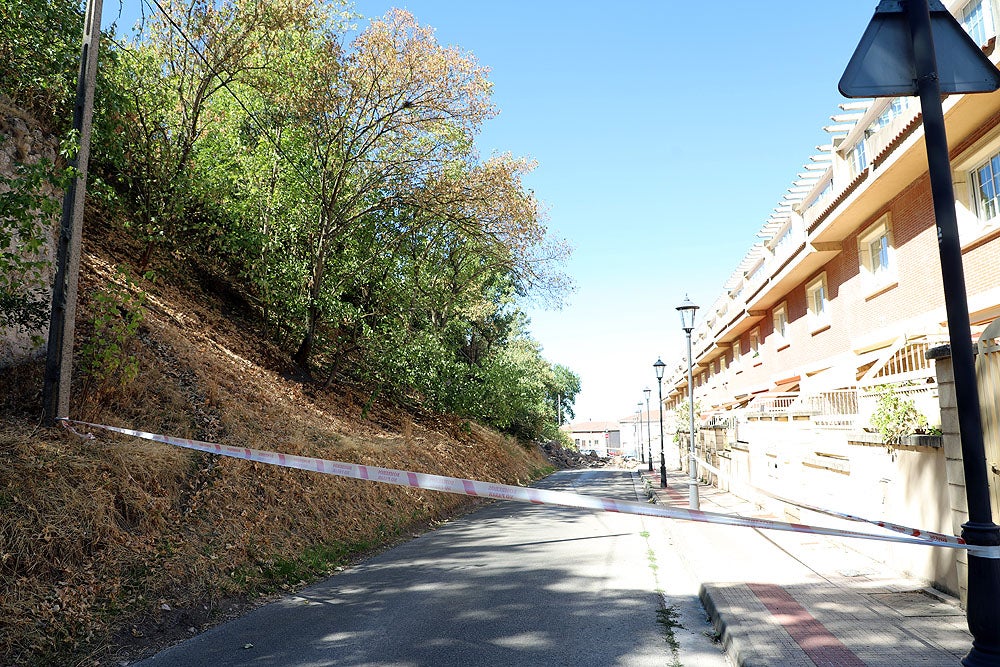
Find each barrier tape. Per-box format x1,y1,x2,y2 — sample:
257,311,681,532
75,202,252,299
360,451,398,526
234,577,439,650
58,418,999,557
691,455,959,543
691,455,990,553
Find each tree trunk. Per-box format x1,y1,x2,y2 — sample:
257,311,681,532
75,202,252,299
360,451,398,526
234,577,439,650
293,302,319,369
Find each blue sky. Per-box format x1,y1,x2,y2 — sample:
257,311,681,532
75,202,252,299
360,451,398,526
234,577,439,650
104,1,881,422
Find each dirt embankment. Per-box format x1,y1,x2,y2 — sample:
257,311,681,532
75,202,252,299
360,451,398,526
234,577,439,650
1,238,557,666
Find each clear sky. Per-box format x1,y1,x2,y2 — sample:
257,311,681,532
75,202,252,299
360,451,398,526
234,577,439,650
103,0,881,423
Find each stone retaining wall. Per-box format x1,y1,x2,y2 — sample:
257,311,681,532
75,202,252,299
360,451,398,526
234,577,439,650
0,100,62,368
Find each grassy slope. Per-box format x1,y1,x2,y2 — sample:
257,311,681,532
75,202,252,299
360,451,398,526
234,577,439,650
0,229,554,666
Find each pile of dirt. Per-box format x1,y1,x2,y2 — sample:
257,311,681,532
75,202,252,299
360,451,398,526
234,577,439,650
540,440,614,469
0,240,555,666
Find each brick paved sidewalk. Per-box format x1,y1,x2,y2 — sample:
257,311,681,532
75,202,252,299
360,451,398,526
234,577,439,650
639,468,971,666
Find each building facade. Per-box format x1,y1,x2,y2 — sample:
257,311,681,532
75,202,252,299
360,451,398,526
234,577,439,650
563,421,622,457
662,0,1000,599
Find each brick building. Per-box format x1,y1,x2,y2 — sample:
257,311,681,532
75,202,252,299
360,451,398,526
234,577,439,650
661,0,1000,598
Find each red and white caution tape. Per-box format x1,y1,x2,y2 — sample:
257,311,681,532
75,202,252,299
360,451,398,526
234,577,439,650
59,419,998,557
693,454,972,550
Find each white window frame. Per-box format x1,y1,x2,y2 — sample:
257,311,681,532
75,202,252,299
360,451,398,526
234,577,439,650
731,340,742,367
750,327,761,359
806,272,831,332
847,140,867,178
952,122,1000,245
960,0,997,47
772,302,789,346
971,149,1000,226
858,214,897,296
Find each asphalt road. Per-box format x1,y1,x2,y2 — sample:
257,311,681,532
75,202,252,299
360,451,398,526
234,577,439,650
135,468,729,666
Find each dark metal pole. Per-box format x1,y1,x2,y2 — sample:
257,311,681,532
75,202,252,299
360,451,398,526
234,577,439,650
644,390,652,473
647,419,653,471
906,1,1000,663
657,377,666,487
687,329,699,510
43,0,103,424
637,403,644,469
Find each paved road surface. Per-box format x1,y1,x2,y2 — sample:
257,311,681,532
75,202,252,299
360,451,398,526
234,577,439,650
135,469,729,666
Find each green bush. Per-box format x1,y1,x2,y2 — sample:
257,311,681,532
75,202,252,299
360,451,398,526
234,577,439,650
869,383,929,444
80,266,153,388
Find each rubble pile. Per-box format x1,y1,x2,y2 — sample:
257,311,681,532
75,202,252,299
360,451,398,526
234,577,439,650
540,441,613,469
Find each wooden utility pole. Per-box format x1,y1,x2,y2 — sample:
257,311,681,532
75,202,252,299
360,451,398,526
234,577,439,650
42,0,103,424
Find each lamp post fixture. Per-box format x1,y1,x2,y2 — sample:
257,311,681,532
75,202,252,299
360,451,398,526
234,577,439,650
632,410,646,463
839,5,1000,663
654,358,667,488
636,402,644,466
677,295,700,511
643,388,652,473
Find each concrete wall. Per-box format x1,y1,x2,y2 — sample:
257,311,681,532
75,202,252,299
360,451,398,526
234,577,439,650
700,414,960,598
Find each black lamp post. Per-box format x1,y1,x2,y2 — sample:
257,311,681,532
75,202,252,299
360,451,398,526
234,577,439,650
839,4,1000,663
634,409,641,463
636,402,644,467
643,388,652,473
677,295,699,510
654,358,667,488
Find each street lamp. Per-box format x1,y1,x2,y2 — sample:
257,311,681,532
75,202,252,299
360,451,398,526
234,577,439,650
634,409,642,462
643,388,652,473
677,295,699,511
654,358,667,488
636,402,644,466
841,5,1000,662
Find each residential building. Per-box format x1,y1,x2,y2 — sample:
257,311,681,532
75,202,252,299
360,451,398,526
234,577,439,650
662,0,1000,601
618,409,670,462
563,421,621,457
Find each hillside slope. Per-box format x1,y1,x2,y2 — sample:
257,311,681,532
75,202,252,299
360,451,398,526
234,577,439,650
1,230,554,666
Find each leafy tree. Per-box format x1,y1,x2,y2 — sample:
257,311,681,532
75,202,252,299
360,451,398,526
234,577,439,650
3,0,579,443
285,9,498,366
548,363,581,425
101,0,335,269
0,0,82,130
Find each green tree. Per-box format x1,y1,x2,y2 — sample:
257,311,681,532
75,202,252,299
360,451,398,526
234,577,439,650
0,0,82,130
101,0,334,269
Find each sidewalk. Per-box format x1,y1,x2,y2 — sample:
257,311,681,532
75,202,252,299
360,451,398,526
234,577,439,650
638,467,972,666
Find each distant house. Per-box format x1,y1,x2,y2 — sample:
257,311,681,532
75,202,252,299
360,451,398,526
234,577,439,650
619,409,669,464
562,421,621,457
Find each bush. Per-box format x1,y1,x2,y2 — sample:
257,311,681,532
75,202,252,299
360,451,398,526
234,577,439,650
869,383,929,444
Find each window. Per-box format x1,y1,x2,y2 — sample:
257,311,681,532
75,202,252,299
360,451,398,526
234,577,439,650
858,214,897,294
806,272,830,331
804,175,835,214
772,303,788,345
873,98,907,131
772,224,793,255
961,0,996,46
719,353,727,372
973,150,1000,223
750,328,760,358
848,140,867,177
732,341,742,366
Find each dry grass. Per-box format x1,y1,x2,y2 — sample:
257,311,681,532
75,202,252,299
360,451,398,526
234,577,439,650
0,243,553,666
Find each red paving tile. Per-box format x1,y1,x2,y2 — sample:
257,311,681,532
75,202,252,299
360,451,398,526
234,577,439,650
748,583,866,667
